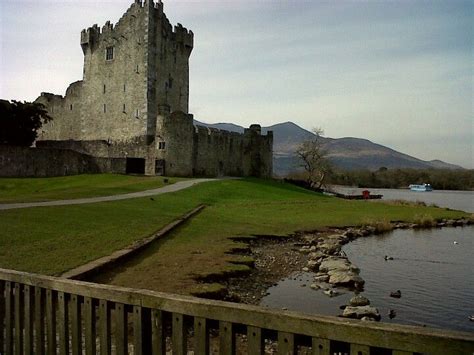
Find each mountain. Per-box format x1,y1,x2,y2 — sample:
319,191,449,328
193,120,463,175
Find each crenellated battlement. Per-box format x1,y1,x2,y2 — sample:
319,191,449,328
173,24,194,49
80,0,192,55
35,0,272,178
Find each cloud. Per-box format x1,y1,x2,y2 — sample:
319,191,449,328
1,0,472,167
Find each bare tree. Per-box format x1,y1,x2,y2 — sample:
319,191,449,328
295,128,331,190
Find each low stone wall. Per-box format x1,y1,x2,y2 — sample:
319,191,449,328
0,146,125,177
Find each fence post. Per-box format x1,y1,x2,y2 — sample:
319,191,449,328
350,344,370,355
5,282,13,355
115,303,128,355
14,283,24,355
312,337,330,355
46,289,57,355
99,299,111,355
70,294,82,355
247,326,264,355
194,317,209,355
278,331,295,355
24,285,34,354
219,321,235,355
84,297,96,355
34,287,45,355
172,313,186,355
151,309,166,355
0,281,5,354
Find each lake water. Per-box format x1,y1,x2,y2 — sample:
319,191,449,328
261,189,474,332
330,186,474,213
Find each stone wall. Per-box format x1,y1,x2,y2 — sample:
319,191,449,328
37,0,193,144
37,138,150,159
0,146,125,177
193,126,245,177
32,0,272,178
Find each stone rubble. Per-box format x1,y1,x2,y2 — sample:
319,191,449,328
221,217,472,323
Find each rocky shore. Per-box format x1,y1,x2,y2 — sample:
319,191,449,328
222,217,472,321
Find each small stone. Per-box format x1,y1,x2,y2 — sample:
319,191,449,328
323,289,340,297
307,260,319,271
310,283,319,290
390,290,402,298
313,274,329,283
302,267,309,272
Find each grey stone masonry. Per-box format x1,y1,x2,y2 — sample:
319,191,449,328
35,0,272,178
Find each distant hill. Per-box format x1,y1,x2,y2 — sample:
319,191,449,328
194,120,463,175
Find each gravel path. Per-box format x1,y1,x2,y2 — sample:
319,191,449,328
0,178,216,210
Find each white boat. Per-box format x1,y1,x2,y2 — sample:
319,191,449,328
409,183,433,192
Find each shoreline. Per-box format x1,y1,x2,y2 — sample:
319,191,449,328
215,217,473,321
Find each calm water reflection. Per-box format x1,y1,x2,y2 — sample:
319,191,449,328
261,227,473,332
344,226,474,332
261,187,473,331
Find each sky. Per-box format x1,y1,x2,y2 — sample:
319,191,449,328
1,0,472,168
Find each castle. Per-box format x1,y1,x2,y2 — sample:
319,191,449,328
36,0,272,177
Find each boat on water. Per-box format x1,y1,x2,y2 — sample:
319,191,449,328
409,183,433,192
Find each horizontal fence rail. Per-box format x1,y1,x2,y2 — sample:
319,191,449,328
1,268,473,354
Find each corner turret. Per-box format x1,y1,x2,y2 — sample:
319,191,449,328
173,24,194,55
80,24,100,54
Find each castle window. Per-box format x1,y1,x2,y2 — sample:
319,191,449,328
103,104,107,113
123,84,126,92
135,65,139,73
70,104,73,111
103,84,106,94
135,109,139,118
105,46,114,61
158,142,166,150
123,104,126,113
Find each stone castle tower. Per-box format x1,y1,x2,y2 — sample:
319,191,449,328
37,0,273,177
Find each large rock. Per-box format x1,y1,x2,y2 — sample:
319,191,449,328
328,272,364,289
318,242,341,255
349,295,370,307
308,251,326,260
319,257,359,274
342,306,381,321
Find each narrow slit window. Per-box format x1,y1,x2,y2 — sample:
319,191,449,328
70,104,73,111
123,104,126,113
135,109,139,118
123,84,126,92
103,104,107,113
103,84,106,94
105,46,114,61
135,65,139,73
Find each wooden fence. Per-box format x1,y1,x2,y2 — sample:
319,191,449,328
1,268,473,354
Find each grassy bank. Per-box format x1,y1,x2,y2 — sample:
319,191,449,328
0,178,467,295
0,174,184,203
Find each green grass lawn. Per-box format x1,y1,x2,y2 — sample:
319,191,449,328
0,174,185,203
0,178,468,295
